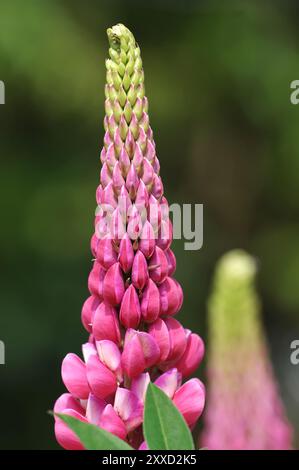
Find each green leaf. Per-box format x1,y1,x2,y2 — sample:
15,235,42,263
144,383,195,450
56,413,133,450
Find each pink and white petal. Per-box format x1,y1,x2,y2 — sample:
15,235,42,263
96,340,123,382
86,393,106,425
131,373,150,403
154,368,181,399
137,332,160,368
82,342,97,363
114,388,143,433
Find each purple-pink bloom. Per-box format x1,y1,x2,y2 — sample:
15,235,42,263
54,24,205,449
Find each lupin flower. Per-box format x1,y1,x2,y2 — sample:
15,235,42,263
201,250,293,450
54,24,205,450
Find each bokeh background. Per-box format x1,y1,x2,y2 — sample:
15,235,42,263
1,0,299,449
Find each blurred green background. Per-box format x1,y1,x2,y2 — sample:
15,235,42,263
1,0,299,449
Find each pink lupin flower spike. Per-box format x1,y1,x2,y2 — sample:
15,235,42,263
54,24,205,449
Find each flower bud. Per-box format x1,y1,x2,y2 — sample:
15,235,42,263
139,220,155,258
81,295,101,333
159,277,183,316
88,262,106,299
118,233,134,273
148,246,168,284
103,262,125,306
92,301,121,344
119,284,141,329
131,250,149,290
164,248,176,276
96,237,117,270
175,332,205,378
140,279,160,323
121,329,160,378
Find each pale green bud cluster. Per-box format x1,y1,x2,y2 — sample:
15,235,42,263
104,24,148,138
208,250,261,350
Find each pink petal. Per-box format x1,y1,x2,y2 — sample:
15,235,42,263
119,185,132,215
112,161,125,193
90,233,99,258
126,162,139,199
119,146,130,177
81,295,101,333
159,277,183,316
110,207,126,241
173,378,205,427
139,220,155,259
164,317,187,364
135,180,149,212
114,388,143,432
96,340,122,382
118,233,134,273
175,333,205,378
100,162,111,188
105,144,117,172
103,262,125,306
156,219,172,251
96,237,117,270
148,318,170,363
132,142,144,174
86,354,117,400
147,194,161,233
140,279,160,323
121,330,160,378
55,409,87,450
173,279,183,312
127,204,142,240
145,139,155,162
142,158,154,185
54,393,85,416
88,262,106,300
126,129,136,157
148,246,168,284
100,404,127,440
82,342,97,363
119,284,141,329
131,250,149,290
155,368,181,399
99,181,117,208
151,173,164,199
61,353,90,399
92,301,121,344
121,332,146,378
138,331,161,368
164,248,176,276
86,393,106,425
